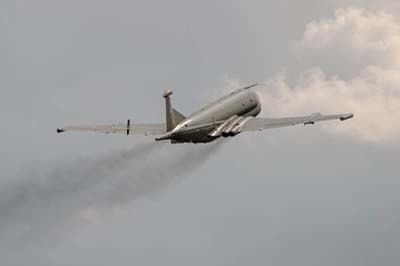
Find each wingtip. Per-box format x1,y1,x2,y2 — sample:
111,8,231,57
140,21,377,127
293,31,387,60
340,113,354,121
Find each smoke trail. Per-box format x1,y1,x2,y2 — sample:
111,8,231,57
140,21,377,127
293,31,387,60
96,140,223,210
0,140,223,246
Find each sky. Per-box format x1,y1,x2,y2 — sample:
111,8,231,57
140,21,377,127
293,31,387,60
1,0,400,265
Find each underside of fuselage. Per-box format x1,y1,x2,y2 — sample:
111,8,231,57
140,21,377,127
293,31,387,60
171,130,248,144
170,125,217,143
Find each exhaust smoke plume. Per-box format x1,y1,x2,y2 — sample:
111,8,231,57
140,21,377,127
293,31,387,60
0,140,223,246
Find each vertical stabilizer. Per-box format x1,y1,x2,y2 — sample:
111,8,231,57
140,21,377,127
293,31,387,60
163,89,174,131
163,89,186,132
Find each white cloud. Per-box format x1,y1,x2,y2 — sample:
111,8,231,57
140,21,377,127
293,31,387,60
249,8,400,143
293,8,400,72
258,67,400,142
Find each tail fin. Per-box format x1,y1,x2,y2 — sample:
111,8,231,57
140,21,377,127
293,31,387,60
163,89,186,131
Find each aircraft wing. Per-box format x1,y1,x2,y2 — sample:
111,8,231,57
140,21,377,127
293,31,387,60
240,113,353,132
57,120,166,136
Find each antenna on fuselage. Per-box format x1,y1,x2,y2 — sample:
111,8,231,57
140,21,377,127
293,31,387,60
241,83,258,90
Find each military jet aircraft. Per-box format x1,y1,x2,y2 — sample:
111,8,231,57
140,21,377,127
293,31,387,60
57,84,353,143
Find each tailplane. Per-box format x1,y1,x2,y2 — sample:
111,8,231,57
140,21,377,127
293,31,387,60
163,89,186,131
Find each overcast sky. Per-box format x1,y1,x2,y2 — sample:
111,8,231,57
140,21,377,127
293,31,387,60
1,1,400,265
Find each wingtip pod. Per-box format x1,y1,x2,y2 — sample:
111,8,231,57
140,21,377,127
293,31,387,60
56,128,65,133
340,113,354,121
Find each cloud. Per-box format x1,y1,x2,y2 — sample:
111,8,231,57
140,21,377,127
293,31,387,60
231,8,400,143
292,8,400,74
258,67,400,142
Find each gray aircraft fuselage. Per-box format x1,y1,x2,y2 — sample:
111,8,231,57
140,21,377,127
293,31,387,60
156,87,261,143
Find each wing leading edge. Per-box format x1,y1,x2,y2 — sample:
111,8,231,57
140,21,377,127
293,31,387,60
240,113,353,132
57,120,165,136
